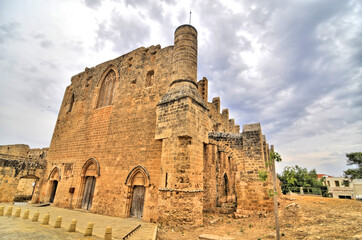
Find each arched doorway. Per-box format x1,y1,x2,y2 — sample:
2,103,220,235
130,172,145,218
80,158,100,211
125,166,150,219
81,176,96,210
47,167,61,203
14,175,39,202
50,180,58,203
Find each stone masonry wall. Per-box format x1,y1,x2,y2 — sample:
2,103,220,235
206,133,242,213
0,156,46,202
234,124,273,217
0,145,30,157
39,44,174,222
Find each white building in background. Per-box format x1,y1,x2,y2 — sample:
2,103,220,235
353,179,362,200
322,176,362,200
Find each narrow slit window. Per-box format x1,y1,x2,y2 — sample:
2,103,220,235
68,93,74,113
165,173,168,188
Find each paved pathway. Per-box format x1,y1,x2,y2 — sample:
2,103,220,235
0,216,101,240
0,203,157,240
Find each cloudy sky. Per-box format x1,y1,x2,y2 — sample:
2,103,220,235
0,0,361,176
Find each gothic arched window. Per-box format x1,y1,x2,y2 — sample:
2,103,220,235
97,70,116,108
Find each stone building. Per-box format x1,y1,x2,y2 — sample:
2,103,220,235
0,24,276,226
324,176,362,200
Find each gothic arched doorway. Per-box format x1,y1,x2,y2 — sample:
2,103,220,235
125,166,150,219
80,158,100,211
47,167,61,203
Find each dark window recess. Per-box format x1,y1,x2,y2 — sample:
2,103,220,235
165,173,168,188
146,70,154,87
343,180,350,187
224,174,229,196
68,93,74,112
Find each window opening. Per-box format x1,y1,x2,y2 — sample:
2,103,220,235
97,70,116,108
165,172,168,188
146,70,154,87
68,93,74,112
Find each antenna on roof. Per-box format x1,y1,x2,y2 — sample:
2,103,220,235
189,10,192,25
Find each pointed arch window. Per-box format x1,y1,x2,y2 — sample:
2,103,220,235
97,70,116,108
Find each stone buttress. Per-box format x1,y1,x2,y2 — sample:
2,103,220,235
155,25,209,226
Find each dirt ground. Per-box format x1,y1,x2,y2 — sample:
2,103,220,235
157,195,362,240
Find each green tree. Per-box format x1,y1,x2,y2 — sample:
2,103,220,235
277,165,324,194
344,152,362,179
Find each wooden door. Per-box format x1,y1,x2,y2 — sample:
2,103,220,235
49,180,58,203
82,176,96,210
130,186,145,219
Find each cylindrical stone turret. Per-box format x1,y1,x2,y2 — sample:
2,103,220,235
171,24,198,85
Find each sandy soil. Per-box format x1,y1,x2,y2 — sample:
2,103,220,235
157,195,362,239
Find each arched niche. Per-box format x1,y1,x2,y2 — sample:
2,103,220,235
81,158,101,177
125,165,151,187
47,167,61,181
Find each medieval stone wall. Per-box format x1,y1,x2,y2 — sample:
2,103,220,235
0,144,30,157
234,124,274,216
206,129,274,217
0,155,46,202
39,43,174,222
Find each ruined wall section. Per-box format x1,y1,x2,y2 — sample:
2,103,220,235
0,144,30,158
205,133,242,213
262,135,271,171
41,44,174,221
207,98,222,132
0,156,46,202
197,77,208,102
234,124,273,217
202,88,240,134
27,148,49,160
0,145,48,161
